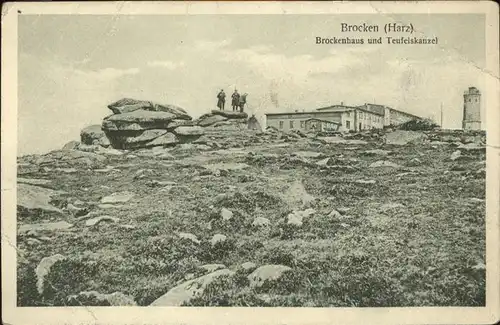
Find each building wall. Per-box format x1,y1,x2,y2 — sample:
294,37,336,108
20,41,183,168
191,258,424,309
266,105,418,131
266,111,343,132
304,119,340,132
340,110,355,131
384,107,391,126
463,121,481,130
315,106,384,131
353,109,384,131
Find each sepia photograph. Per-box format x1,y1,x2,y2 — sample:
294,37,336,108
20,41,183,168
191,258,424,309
2,2,499,325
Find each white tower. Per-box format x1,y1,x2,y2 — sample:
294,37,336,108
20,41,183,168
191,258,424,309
462,87,481,130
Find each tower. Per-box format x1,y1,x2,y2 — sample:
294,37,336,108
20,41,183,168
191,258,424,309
462,87,481,130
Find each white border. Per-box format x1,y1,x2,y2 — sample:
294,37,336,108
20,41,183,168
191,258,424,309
2,2,499,325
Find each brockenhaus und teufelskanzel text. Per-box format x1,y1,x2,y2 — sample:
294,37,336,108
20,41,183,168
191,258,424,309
316,22,438,45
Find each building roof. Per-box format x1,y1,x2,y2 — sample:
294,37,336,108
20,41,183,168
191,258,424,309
316,104,357,111
264,109,349,116
388,107,421,119
360,103,386,115
317,104,385,116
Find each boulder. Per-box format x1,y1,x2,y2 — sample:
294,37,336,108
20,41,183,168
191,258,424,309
150,269,235,306
18,221,73,234
17,178,52,186
369,160,402,168
355,179,376,184
108,98,191,120
211,234,227,246
450,150,462,161
100,191,135,204
107,98,151,114
252,216,270,227
85,216,120,227
197,114,228,127
80,125,108,146
62,141,80,151
146,133,179,147
316,158,330,167
67,291,137,306
240,262,258,272
177,232,200,245
287,208,316,227
220,208,233,221
36,254,66,295
167,119,196,130
173,126,204,137
247,265,292,288
211,110,248,119
17,184,65,216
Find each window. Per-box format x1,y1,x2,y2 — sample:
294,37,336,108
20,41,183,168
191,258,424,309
290,121,294,129
279,121,284,129
300,121,305,128
346,120,350,129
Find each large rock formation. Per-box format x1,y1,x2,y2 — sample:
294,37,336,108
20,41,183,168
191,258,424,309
101,98,195,149
74,99,259,151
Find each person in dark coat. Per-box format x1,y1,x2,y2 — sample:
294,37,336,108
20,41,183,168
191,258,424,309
239,93,247,112
217,89,226,110
231,90,240,111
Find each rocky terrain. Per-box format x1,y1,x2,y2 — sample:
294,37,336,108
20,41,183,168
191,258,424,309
16,101,486,307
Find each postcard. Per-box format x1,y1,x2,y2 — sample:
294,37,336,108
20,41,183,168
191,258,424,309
2,1,499,324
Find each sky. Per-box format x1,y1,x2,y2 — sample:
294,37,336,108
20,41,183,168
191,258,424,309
18,14,486,155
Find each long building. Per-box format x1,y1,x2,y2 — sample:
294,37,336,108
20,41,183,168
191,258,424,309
265,103,422,132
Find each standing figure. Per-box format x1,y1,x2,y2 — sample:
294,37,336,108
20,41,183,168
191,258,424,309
217,89,226,110
231,90,240,111
239,93,248,112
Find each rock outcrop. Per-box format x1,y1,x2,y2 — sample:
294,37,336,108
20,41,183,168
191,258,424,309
17,183,65,216
99,98,194,149
80,125,110,147
196,110,249,130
